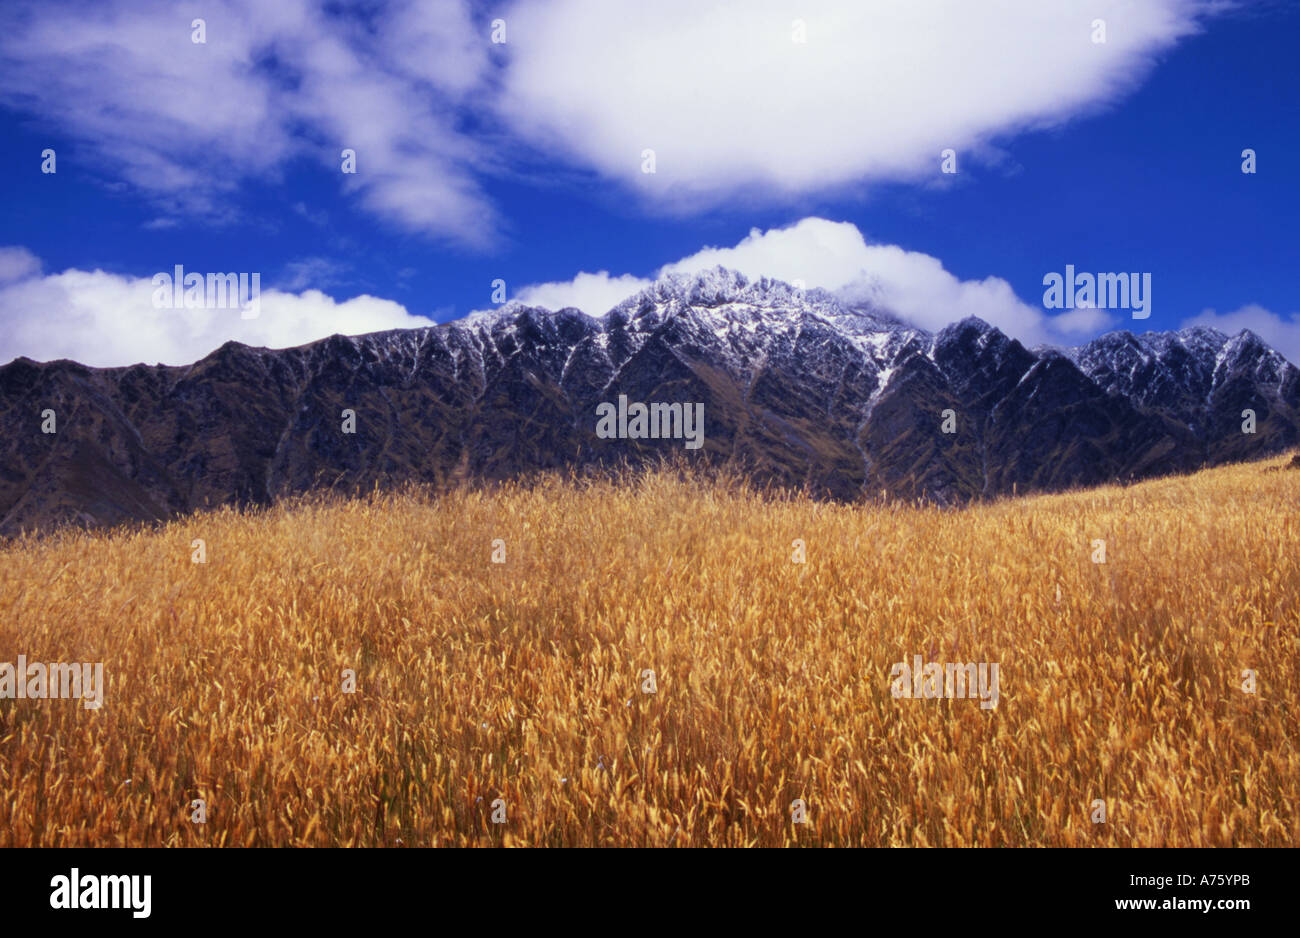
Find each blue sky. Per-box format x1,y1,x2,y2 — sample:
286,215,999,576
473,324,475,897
0,0,1297,367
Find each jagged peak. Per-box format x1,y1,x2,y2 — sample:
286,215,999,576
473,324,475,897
1226,327,1268,350
940,315,995,334
452,266,915,342
1180,324,1229,343
1074,324,1230,362
1088,329,1141,346
205,339,256,358
608,265,842,318
458,302,532,329
1137,325,1229,354
1215,328,1294,373
0,355,43,369
934,316,1010,349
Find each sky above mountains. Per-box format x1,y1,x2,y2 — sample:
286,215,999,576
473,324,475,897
0,0,1297,367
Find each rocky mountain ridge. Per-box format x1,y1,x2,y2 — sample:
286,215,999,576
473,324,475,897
2,267,1296,536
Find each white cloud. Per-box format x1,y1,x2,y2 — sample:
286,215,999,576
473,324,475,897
1049,305,1118,336
0,1,1225,242
0,0,498,246
510,218,1114,346
514,272,654,315
0,255,432,368
278,257,351,292
0,246,41,283
14,218,1266,369
1183,304,1300,366
498,0,1218,207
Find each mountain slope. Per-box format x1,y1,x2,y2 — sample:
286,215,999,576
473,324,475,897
2,267,1297,535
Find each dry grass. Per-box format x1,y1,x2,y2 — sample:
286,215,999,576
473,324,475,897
1,456,1297,847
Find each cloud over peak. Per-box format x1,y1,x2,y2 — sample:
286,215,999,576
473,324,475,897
0,218,1118,367
519,217,1115,346
0,250,433,368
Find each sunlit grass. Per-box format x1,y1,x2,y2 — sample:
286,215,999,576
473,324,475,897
1,456,1297,846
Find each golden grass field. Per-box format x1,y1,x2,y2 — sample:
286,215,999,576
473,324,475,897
1,455,1297,847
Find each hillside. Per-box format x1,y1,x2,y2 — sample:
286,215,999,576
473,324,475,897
0,455,1296,846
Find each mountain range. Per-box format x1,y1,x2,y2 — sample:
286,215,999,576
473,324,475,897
2,267,1297,536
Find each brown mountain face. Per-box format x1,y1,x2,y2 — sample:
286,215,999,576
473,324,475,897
2,269,1298,537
